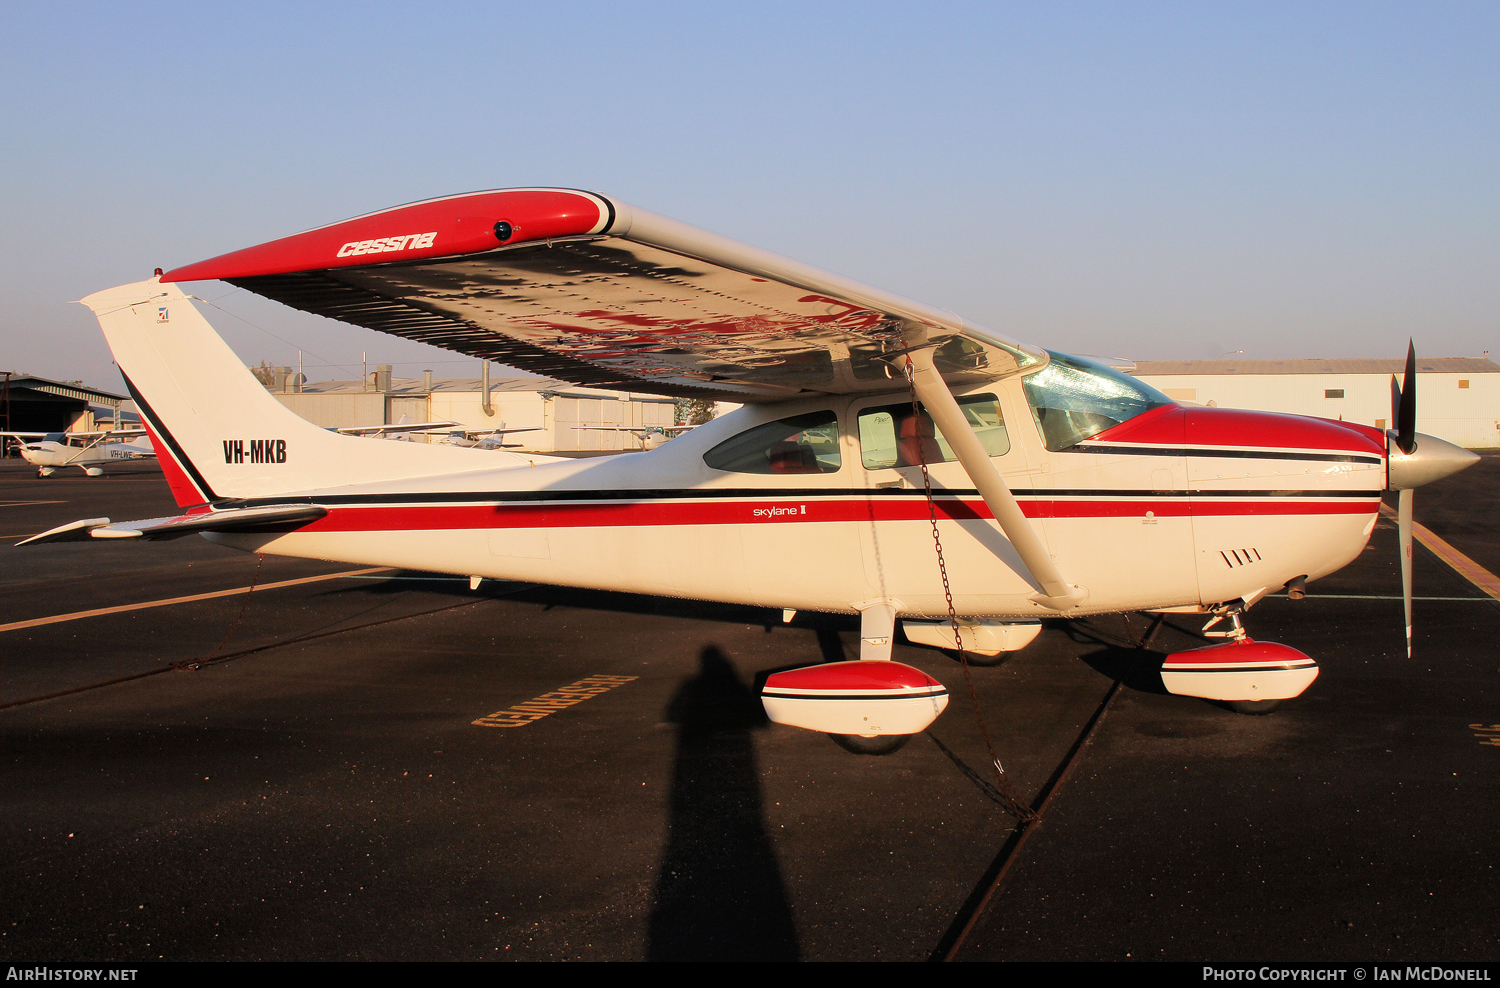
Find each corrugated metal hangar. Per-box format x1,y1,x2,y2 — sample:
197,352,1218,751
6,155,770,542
257,354,1499,452
265,364,677,452
0,374,127,434
1129,357,1500,448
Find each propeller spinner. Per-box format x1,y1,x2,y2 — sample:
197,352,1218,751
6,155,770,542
1386,341,1480,657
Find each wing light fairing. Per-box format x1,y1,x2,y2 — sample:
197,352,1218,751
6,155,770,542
161,189,1045,401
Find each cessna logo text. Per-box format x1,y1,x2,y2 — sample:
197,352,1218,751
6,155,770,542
336,232,437,258
223,439,286,464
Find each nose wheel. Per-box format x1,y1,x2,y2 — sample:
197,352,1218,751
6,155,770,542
827,733,912,756
1227,699,1283,715
1159,606,1319,713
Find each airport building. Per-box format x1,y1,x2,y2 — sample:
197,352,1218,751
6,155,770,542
1129,357,1500,448
265,364,678,452
0,374,128,434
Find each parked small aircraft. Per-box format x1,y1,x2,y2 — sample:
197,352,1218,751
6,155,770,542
3,430,153,477
334,420,460,439
572,425,697,450
430,427,542,449
23,189,1478,752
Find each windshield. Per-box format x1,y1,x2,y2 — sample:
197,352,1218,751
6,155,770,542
1022,351,1173,451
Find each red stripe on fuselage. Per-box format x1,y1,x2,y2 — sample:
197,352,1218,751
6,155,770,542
138,420,206,508
286,496,1380,534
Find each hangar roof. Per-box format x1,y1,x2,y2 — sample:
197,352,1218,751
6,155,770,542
0,374,127,404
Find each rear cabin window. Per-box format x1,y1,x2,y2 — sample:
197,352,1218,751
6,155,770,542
1022,351,1174,451
857,395,1009,469
702,410,842,474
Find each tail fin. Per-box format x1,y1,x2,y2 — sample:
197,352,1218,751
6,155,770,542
82,278,527,506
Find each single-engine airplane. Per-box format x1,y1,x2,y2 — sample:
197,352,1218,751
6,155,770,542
4,430,154,477
23,188,1478,752
333,419,460,439
572,424,697,450
430,426,543,450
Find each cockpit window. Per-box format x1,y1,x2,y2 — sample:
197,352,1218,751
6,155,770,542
857,394,1009,469
703,410,842,474
1023,351,1173,451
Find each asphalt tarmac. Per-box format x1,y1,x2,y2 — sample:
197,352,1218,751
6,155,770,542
0,456,1496,962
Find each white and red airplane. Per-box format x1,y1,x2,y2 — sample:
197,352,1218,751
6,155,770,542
572,424,697,450
3,430,154,477
22,189,1477,752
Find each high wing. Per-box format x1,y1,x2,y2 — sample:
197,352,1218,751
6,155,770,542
422,427,542,439
162,189,1046,401
0,429,147,439
335,421,459,436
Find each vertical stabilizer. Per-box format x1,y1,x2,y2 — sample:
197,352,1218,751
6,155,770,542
81,278,528,505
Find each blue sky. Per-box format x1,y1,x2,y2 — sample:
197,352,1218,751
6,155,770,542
2,1,1496,389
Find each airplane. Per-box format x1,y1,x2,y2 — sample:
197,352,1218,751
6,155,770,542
429,427,543,450
334,419,461,440
572,425,698,451
2,429,154,477
21,188,1478,756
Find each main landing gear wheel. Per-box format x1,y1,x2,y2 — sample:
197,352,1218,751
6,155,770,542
828,733,912,756
948,649,1007,668
1228,699,1283,715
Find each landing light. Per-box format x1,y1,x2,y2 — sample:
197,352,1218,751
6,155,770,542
493,221,514,243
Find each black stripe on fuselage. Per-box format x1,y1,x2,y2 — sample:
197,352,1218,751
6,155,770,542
121,373,217,504
221,487,1385,510
1068,443,1383,465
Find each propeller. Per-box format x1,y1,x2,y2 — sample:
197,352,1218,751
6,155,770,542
1384,341,1479,657
1391,341,1417,455
1389,341,1416,658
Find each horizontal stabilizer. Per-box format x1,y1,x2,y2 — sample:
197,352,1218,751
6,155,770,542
18,504,326,546
15,518,112,545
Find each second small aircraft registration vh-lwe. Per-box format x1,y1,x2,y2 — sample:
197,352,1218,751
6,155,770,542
25,189,1477,753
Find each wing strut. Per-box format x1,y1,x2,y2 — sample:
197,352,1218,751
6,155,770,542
904,346,1087,611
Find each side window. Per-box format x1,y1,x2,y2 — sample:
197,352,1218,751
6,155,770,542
703,410,842,475
856,394,1009,469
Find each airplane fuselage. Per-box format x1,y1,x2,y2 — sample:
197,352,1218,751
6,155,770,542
209,380,1386,620
20,439,154,471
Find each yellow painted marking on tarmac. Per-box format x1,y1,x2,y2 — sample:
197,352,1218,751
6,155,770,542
1380,504,1500,602
0,500,68,507
0,567,392,634
1471,724,1500,748
473,675,639,728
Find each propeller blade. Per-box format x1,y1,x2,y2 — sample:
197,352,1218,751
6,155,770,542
1390,374,1401,436
1397,340,1417,455
1398,487,1413,658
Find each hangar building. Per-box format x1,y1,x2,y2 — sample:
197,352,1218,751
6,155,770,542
0,374,127,434
1129,357,1500,449
266,364,677,452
